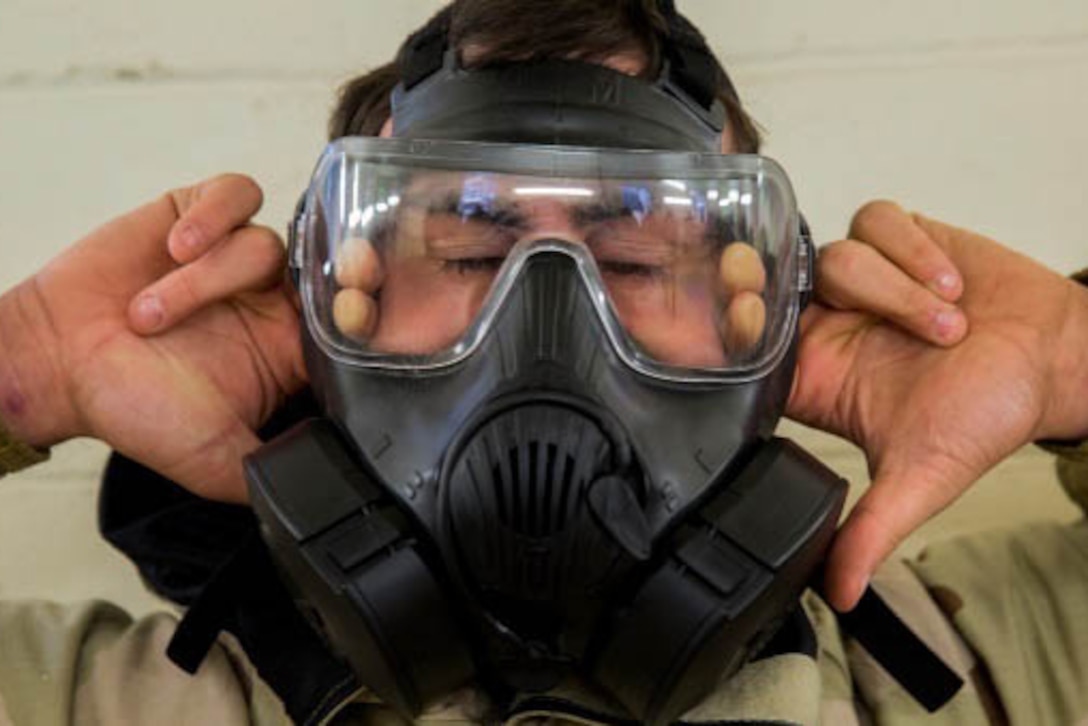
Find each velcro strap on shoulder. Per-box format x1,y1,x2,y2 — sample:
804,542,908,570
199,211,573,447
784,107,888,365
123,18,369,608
838,587,964,712
166,533,359,726
166,535,261,673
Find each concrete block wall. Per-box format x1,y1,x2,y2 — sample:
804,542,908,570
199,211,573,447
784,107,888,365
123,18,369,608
1,1,1084,615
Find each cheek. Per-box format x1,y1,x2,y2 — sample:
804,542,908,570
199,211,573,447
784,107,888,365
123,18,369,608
368,260,494,355
609,275,727,368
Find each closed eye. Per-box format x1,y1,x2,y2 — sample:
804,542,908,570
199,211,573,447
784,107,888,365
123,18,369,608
599,260,666,279
441,257,506,275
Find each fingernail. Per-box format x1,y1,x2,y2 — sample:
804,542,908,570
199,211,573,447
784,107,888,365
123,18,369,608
137,294,164,330
832,574,870,613
934,273,959,295
179,224,201,252
855,574,871,603
934,309,962,339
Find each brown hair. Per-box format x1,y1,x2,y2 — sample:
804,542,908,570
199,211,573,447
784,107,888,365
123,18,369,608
328,0,762,152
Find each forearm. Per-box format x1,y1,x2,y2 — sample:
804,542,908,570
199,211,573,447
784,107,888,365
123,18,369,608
0,278,78,450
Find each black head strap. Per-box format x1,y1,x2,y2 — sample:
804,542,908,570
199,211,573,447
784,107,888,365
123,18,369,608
396,1,732,110
399,6,453,91
655,0,730,110
390,2,729,150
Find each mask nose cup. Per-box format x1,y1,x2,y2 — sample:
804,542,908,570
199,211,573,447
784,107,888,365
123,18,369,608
443,399,645,689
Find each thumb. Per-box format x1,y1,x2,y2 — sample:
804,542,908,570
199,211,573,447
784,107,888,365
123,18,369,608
822,461,965,612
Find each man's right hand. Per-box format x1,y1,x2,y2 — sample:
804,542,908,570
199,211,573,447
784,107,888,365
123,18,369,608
0,175,305,502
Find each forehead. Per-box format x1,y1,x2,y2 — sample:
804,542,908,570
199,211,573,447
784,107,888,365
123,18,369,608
393,180,723,256
402,173,703,209
400,175,715,231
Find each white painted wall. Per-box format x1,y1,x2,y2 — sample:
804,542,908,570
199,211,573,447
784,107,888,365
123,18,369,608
1,1,1084,615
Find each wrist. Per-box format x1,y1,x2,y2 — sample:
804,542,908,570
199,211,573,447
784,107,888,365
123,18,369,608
1042,273,1088,442
0,278,80,449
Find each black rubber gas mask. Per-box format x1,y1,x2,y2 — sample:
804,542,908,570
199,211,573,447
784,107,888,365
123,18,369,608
245,26,846,726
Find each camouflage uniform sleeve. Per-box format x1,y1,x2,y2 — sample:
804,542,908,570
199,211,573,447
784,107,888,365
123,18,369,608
1038,266,1088,514
905,519,1088,725
0,600,290,726
1040,438,1088,516
906,353,1088,726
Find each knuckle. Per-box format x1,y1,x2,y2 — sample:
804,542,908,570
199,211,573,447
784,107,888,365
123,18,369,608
259,240,288,274
215,173,264,210
817,239,870,283
910,212,956,252
245,226,288,269
163,186,196,218
888,234,934,275
253,224,286,251
166,267,203,311
901,282,936,319
849,199,903,240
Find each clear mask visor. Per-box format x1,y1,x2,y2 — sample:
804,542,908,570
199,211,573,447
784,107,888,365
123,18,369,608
295,138,805,381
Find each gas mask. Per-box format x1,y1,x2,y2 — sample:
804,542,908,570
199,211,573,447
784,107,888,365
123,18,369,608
245,17,847,725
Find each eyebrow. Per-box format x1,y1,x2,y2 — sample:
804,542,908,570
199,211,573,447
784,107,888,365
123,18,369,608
577,196,730,251
423,192,531,230
570,199,633,227
413,190,633,228
411,189,733,247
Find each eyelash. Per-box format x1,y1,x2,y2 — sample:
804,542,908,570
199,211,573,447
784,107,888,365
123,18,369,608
440,258,666,282
599,260,666,279
441,257,506,275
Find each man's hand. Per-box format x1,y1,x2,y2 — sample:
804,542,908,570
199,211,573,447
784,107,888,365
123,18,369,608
790,201,1088,611
0,175,305,502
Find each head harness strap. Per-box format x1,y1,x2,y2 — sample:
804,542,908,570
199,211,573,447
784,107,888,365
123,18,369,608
398,6,453,90
395,0,734,111
655,0,734,109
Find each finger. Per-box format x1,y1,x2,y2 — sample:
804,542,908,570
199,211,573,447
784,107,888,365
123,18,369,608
336,237,385,292
722,290,766,353
78,196,186,283
719,242,766,296
823,487,923,612
849,200,962,302
166,174,264,265
823,463,963,612
333,288,379,341
128,225,285,334
817,239,968,346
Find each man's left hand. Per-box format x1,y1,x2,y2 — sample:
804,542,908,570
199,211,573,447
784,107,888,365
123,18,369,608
790,201,1088,611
